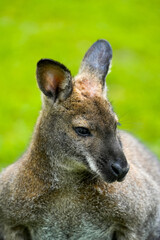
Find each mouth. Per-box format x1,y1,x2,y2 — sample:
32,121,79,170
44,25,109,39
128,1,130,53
117,172,128,182
99,165,129,183
85,155,129,183
100,173,127,183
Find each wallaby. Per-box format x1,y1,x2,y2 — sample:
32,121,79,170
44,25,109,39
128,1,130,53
0,39,160,240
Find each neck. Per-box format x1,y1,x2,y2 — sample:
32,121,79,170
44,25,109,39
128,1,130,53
24,136,96,192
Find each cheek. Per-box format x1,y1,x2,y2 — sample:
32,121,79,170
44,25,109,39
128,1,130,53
83,137,102,158
58,128,85,157
117,134,123,148
59,131,74,150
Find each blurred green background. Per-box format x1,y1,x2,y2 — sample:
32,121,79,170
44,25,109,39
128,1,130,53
0,0,160,170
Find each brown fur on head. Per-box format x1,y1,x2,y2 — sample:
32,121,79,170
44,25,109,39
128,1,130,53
36,39,129,183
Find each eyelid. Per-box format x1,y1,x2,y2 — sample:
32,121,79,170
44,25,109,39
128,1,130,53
74,127,92,137
72,118,90,129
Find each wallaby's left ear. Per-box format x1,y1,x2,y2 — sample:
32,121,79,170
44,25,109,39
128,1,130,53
36,59,72,102
79,39,112,88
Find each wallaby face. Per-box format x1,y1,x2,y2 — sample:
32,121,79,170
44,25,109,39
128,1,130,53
1,39,160,240
36,40,129,183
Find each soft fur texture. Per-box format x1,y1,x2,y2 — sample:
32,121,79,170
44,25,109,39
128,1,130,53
0,40,160,240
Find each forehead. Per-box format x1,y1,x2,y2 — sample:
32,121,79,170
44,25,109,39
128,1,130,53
62,85,115,127
73,74,103,98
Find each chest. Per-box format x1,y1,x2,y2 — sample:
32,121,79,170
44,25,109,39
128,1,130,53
28,183,136,240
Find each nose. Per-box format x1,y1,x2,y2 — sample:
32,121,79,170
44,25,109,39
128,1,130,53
111,162,130,182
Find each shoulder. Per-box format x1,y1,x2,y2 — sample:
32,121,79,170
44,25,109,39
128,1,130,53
119,130,160,185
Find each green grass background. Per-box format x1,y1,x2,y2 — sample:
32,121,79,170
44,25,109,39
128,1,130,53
0,0,160,170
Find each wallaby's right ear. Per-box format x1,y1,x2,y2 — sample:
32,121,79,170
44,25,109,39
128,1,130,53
36,59,72,102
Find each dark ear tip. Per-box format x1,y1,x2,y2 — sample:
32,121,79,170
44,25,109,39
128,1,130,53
37,58,56,68
95,39,112,58
36,58,71,74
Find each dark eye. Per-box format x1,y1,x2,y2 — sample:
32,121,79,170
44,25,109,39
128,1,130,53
74,127,92,137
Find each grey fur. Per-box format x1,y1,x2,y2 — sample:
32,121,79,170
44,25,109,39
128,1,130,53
79,39,112,86
0,40,160,240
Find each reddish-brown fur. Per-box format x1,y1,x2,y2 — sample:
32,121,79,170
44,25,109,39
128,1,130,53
0,40,160,240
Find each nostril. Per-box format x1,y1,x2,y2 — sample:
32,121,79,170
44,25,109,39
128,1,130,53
111,163,122,177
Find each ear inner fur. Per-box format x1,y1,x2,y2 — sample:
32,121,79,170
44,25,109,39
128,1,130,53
36,59,72,101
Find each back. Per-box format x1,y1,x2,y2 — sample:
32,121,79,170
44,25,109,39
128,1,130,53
120,131,160,185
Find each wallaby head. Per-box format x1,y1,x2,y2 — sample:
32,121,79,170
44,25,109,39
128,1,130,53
36,39,129,183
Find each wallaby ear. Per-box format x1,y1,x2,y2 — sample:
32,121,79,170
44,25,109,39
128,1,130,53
36,59,72,102
79,39,112,88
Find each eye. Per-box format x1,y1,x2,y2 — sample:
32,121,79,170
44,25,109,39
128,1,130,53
74,127,92,137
